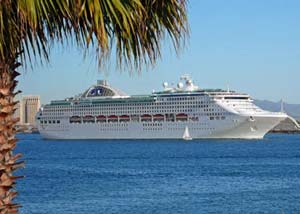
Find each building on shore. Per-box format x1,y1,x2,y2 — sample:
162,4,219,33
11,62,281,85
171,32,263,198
13,95,41,127
22,95,40,126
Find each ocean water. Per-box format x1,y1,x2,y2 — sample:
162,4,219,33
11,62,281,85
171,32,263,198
15,134,300,214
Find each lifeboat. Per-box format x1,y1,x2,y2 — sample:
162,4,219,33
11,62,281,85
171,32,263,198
153,114,164,122
69,116,81,123
119,115,130,122
176,113,188,121
96,115,106,123
141,114,152,122
107,115,118,122
83,115,95,123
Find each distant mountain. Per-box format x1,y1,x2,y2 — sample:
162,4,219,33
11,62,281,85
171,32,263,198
254,100,300,119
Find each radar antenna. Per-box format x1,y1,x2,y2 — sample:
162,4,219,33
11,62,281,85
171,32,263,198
180,74,199,91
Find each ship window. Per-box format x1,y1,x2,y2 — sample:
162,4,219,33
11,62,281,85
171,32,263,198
210,117,214,120
224,97,248,100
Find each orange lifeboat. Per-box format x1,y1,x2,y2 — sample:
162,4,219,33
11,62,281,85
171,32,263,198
107,115,118,122
176,113,188,121
70,116,81,123
141,114,152,122
83,115,95,123
119,115,130,122
96,115,106,123
153,114,164,122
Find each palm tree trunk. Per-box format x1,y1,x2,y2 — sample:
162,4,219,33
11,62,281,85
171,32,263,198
0,57,24,214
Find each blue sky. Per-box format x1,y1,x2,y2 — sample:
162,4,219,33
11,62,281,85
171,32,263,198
18,0,300,104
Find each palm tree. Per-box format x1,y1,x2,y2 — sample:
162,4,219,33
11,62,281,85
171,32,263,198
0,0,188,213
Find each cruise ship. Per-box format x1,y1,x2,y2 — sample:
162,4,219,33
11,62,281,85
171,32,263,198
36,76,295,139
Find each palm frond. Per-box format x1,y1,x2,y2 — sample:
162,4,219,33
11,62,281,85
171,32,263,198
0,0,188,69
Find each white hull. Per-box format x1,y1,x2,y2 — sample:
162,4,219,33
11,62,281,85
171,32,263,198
38,114,287,140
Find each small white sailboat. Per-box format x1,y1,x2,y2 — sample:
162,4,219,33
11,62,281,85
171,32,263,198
183,126,192,140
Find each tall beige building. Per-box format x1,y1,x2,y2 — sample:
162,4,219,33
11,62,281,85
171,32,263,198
22,96,41,126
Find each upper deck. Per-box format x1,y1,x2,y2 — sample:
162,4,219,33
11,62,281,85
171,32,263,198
46,75,251,108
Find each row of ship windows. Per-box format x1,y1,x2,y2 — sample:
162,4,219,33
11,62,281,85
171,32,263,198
142,123,212,127
167,127,216,131
207,113,224,116
39,112,228,123
96,124,129,127
163,97,199,101
143,123,163,127
44,105,208,112
64,117,225,123
44,111,226,117
98,128,128,131
210,116,226,120
69,119,190,123
142,128,216,131
70,97,205,107
95,127,216,131
142,128,162,131
40,120,60,124
39,116,226,125
43,106,224,114
45,100,214,111
45,104,213,112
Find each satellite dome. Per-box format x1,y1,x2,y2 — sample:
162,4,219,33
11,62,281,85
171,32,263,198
177,82,184,89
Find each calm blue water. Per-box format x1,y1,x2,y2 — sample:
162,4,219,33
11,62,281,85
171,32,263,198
15,134,300,214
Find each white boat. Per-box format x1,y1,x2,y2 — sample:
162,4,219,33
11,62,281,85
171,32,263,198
183,126,192,140
36,76,296,140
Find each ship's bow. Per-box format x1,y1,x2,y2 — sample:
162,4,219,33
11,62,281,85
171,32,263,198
228,112,288,139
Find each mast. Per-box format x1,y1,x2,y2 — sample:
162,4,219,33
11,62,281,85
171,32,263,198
280,99,285,113
183,126,192,140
